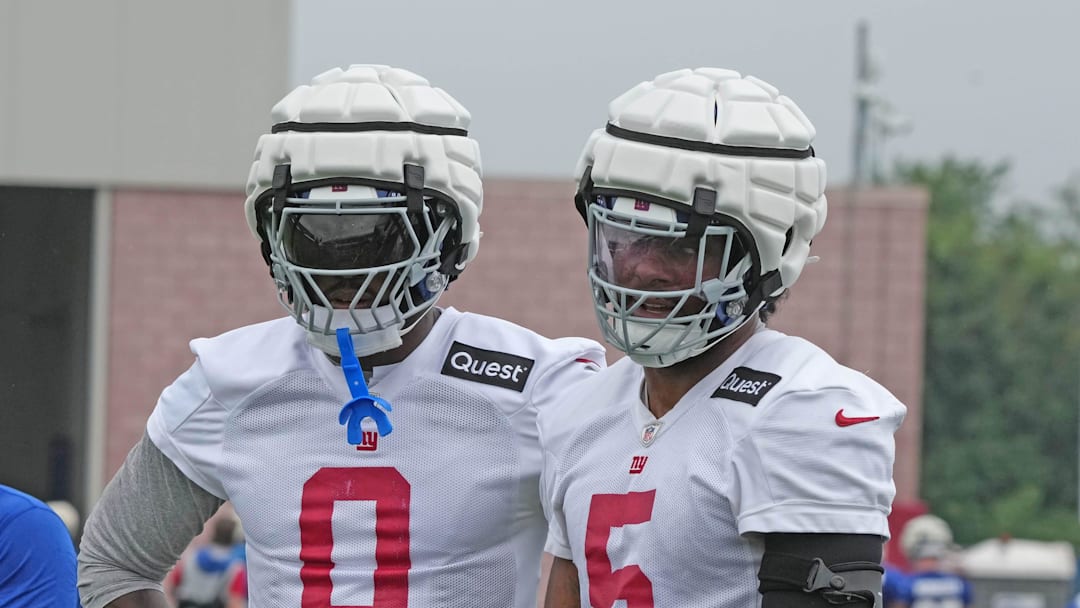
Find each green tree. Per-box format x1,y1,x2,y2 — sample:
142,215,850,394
897,159,1080,546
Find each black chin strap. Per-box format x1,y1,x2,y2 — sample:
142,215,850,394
745,269,783,316
257,163,295,273
403,164,425,214
573,166,594,224
685,187,716,240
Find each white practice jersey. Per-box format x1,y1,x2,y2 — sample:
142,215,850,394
147,307,605,608
541,327,905,608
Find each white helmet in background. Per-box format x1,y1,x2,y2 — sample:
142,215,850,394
574,68,828,367
900,514,955,561
243,65,482,357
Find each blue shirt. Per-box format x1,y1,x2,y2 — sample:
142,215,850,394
897,570,973,608
0,485,79,607
883,564,909,606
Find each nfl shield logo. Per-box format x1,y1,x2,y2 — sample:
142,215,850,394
640,422,662,447
634,200,651,211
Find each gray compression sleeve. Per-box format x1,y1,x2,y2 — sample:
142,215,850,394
77,433,225,608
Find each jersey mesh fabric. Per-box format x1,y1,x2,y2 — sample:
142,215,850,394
557,382,761,607
148,309,605,608
221,372,525,608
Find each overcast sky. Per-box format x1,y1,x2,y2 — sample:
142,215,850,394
293,0,1079,203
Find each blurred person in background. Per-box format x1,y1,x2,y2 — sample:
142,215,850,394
224,562,247,608
541,67,905,608
893,514,972,608
882,539,910,608
0,483,79,607
166,515,240,608
46,500,82,546
76,64,605,608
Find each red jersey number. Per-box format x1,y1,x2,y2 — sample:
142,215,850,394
299,467,411,608
584,490,656,608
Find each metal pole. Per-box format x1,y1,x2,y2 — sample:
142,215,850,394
852,20,870,188
840,21,870,364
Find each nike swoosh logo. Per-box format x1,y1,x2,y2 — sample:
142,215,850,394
835,409,880,427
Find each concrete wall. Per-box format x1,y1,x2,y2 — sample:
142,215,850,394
0,0,290,190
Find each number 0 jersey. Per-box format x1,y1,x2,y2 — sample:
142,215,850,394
540,326,905,608
147,307,605,608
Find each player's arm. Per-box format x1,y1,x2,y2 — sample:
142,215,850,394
78,433,224,608
758,532,884,608
544,555,581,608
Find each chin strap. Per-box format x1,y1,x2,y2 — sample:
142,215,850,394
335,328,394,445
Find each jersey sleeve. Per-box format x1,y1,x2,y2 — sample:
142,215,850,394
539,431,572,560
527,340,606,415
533,344,604,561
146,359,231,499
731,386,904,537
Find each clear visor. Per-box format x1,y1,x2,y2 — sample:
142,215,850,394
594,224,729,287
591,217,740,318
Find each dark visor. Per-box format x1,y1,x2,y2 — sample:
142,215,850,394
282,212,420,270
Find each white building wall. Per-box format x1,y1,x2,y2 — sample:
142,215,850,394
0,0,290,190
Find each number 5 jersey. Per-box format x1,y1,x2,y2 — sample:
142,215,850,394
540,326,905,608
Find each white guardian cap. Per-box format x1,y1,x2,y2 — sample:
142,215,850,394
243,65,482,357
574,68,828,367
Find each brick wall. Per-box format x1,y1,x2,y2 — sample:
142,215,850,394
106,190,280,474
769,187,928,502
104,181,927,503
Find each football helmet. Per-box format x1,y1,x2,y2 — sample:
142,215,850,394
243,65,482,357
574,68,828,367
900,514,954,561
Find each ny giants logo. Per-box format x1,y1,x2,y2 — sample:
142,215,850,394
629,455,649,474
355,430,378,452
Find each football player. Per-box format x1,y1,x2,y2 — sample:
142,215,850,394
0,484,79,608
77,65,605,608
540,68,906,607
893,515,971,608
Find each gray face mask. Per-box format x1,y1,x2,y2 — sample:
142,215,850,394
587,196,754,367
266,185,453,358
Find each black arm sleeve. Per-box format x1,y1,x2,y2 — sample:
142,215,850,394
759,533,884,608
77,433,225,608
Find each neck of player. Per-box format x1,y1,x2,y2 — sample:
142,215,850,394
642,319,758,418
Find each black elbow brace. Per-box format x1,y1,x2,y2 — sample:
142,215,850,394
758,553,883,607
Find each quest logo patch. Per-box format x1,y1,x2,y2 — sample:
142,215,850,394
440,341,534,392
711,366,781,406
